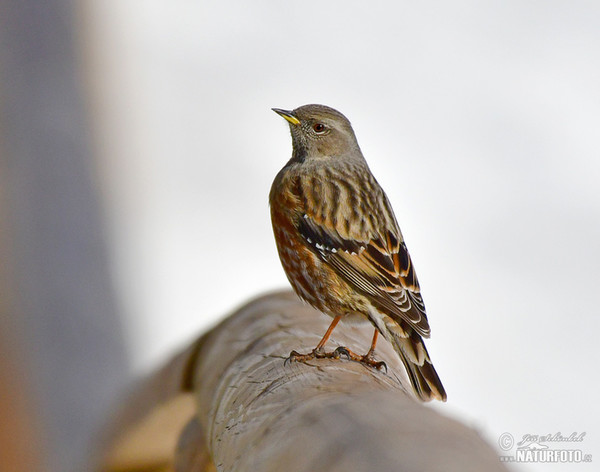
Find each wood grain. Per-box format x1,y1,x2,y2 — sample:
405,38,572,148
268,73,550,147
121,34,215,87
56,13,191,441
101,291,508,472
192,291,507,472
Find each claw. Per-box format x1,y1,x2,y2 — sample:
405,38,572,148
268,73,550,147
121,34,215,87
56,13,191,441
334,346,351,359
284,350,302,366
360,353,387,372
285,349,310,365
368,359,387,373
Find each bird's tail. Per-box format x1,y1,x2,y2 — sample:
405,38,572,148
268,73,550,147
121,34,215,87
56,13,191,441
371,312,447,402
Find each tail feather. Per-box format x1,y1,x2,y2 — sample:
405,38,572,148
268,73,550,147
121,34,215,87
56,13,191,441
399,350,447,402
372,312,447,402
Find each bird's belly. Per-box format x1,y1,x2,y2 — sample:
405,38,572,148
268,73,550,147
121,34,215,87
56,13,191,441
273,221,370,322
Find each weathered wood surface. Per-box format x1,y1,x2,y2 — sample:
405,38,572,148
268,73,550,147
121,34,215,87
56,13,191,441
102,290,507,472
99,341,201,472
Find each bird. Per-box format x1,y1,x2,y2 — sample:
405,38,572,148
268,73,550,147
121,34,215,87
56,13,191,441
269,104,446,402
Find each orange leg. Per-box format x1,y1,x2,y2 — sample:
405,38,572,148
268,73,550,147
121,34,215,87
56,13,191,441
365,329,379,358
313,315,341,352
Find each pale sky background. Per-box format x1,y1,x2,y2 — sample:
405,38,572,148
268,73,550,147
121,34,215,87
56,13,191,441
85,2,599,470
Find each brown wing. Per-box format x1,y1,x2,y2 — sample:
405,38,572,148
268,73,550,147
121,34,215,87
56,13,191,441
297,207,431,338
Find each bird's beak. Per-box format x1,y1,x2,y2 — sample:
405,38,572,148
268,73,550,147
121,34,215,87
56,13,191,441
272,108,300,126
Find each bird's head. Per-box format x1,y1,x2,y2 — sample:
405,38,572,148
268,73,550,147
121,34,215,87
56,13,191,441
272,104,362,163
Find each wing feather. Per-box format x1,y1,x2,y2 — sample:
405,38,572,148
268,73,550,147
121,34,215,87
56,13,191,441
297,213,431,338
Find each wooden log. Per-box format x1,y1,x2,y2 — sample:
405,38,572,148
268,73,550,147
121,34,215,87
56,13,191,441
101,291,507,472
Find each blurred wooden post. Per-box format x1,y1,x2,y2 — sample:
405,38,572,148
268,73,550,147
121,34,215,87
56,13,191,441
102,291,508,472
0,1,128,470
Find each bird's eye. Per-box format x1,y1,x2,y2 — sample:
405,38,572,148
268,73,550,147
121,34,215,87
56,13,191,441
313,123,326,133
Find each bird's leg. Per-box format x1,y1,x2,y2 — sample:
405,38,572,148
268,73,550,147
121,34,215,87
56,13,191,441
286,315,343,363
363,329,379,360
312,315,341,354
361,330,387,371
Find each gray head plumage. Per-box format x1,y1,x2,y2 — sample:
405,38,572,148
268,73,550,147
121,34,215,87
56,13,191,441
273,104,362,163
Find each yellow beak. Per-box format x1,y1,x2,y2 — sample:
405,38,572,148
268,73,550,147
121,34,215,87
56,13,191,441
272,108,300,126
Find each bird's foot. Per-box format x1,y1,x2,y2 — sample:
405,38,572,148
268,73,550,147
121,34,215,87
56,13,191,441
285,347,386,372
360,351,387,372
285,348,343,365
334,346,387,372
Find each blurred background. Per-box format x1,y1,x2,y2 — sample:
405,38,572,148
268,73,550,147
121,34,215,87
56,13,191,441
1,1,598,471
